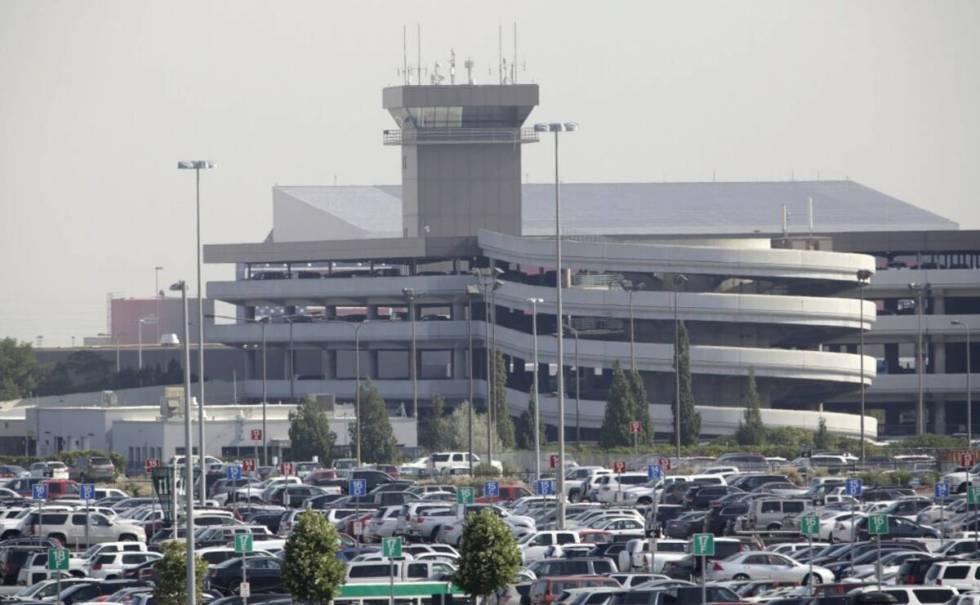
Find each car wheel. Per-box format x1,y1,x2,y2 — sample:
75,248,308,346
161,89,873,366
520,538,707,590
227,581,240,597
49,533,67,546
766,523,781,531
431,526,441,541
119,534,138,541
733,574,750,581
804,574,822,585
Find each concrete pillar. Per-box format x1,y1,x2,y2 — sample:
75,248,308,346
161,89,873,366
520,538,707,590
934,394,947,434
934,337,946,375
366,305,378,320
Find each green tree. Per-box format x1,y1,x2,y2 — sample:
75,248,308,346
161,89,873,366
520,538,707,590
444,401,503,454
419,394,449,451
282,509,347,604
153,541,207,605
628,370,652,444
515,396,545,450
0,338,43,400
814,416,830,450
453,508,522,600
673,321,701,446
735,369,766,446
492,351,516,448
348,380,398,463
289,398,337,464
599,361,633,448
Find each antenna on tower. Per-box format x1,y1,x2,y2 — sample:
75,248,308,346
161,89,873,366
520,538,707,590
498,23,503,84
417,23,422,85
513,21,518,84
449,49,456,85
464,57,475,84
402,25,408,85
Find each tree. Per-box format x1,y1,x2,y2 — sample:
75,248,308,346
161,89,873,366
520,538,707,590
282,509,347,604
735,369,766,446
453,508,522,601
599,361,633,448
628,370,652,444
492,351,515,448
673,321,701,446
153,541,207,605
289,398,337,464
348,379,398,463
0,338,43,400
515,396,544,450
814,416,830,450
443,401,503,454
419,394,449,451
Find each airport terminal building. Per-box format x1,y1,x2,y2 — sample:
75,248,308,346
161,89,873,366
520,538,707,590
201,81,978,440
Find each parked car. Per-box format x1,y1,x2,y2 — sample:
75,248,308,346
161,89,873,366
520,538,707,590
68,456,116,482
528,575,619,605
205,555,284,595
706,551,835,583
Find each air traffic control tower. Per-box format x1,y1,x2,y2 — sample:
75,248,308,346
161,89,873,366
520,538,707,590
382,84,539,239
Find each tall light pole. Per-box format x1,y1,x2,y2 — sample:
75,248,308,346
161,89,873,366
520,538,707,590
402,288,418,419
353,321,368,464
178,159,214,506
170,280,196,605
466,286,480,474
563,322,582,444
857,269,873,465
673,274,688,461
534,121,577,529
528,297,543,480
952,321,972,446
909,282,927,435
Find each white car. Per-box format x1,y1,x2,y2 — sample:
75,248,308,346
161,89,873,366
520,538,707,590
850,585,960,605
17,552,79,585
817,511,861,541
829,513,867,542
364,505,403,542
617,538,688,572
917,498,969,524
588,516,645,535
942,462,980,492
705,551,834,584
83,551,162,579
589,473,650,503
518,530,580,563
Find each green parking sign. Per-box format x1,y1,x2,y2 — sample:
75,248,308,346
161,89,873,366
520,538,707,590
47,548,69,571
382,536,402,559
800,514,820,537
234,533,253,554
868,514,889,535
457,487,475,504
691,533,715,557
968,486,980,505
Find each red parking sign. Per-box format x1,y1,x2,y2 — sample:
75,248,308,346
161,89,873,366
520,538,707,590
549,454,559,469
250,429,263,441
279,462,294,476
961,452,975,467
242,458,256,472
658,457,672,471
613,461,627,474
628,421,642,434
144,458,159,473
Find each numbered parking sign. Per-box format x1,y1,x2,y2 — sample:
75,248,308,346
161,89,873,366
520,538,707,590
32,483,47,501
868,514,889,535
483,480,500,498
226,465,243,481
350,479,367,497
845,478,862,498
79,484,96,502
647,464,663,482
535,479,555,496
935,482,950,500
691,533,715,557
800,515,821,537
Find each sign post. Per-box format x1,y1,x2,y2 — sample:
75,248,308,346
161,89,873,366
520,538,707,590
32,483,47,546
612,461,626,502
251,429,262,465
647,464,663,574
151,467,174,526
457,486,475,505
868,514,889,590
845,478,862,570
382,537,403,605
351,479,367,543
800,514,820,595
628,421,642,454
935,481,950,550
79,483,95,550
47,547,69,602
235,533,253,605
692,533,714,605
243,459,256,504
968,485,980,554
483,480,500,499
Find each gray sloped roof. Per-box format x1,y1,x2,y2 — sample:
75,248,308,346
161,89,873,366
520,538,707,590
275,180,957,239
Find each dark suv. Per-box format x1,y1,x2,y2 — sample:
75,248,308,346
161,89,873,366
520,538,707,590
527,557,617,579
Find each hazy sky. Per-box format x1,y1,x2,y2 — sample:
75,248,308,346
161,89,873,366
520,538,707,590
1,1,978,346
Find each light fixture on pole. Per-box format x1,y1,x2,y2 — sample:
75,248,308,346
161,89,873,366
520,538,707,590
908,282,927,435
534,120,577,529
178,159,214,506
856,269,873,465
527,297,543,480
673,274,688,461
952,320,972,446
402,288,418,419
169,280,196,605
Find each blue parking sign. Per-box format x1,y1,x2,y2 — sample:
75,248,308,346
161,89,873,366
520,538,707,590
483,480,500,498
647,464,663,482
935,481,950,500
845,478,862,497
32,483,47,501
535,479,554,496
226,465,243,481
350,479,367,497
79,484,96,502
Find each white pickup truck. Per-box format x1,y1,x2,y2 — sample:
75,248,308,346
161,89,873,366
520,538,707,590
943,462,980,492
426,503,534,542
428,452,502,474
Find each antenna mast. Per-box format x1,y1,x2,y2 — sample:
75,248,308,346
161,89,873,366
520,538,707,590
417,24,421,85
402,25,408,85
513,21,517,84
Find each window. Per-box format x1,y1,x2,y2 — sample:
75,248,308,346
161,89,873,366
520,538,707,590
407,564,427,578
942,566,970,580
377,351,410,379
760,502,780,513
420,350,452,379
349,564,389,578
913,590,955,604
534,534,552,546
784,502,805,514
557,533,576,545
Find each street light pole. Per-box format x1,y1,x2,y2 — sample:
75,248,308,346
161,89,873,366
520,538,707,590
178,159,214,507
673,274,688,461
528,297,543,480
170,280,196,605
535,121,577,529
857,269,873,466
909,282,927,435
953,321,972,446
402,288,418,419
466,287,479,474
354,321,367,465
261,319,267,466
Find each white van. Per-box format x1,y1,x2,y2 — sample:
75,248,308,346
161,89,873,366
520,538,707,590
345,559,456,583
852,585,959,605
924,561,980,589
